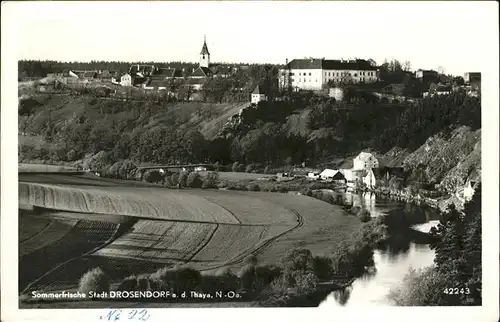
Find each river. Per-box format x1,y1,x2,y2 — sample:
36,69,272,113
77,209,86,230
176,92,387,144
318,190,440,307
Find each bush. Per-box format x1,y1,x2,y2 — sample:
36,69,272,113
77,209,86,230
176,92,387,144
170,173,179,186
254,265,282,290
178,170,190,187
187,172,203,188
358,208,371,222
66,149,77,161
320,192,334,204
247,184,261,191
263,166,271,174
245,164,255,173
312,256,333,280
278,186,289,193
150,267,202,293
136,275,151,291
231,162,240,172
280,248,315,287
117,275,137,292
300,188,313,196
350,206,362,215
78,267,110,296
295,272,319,294
144,170,164,183
238,264,257,291
237,164,245,172
202,171,219,189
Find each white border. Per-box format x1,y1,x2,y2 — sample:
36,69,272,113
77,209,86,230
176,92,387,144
1,2,499,322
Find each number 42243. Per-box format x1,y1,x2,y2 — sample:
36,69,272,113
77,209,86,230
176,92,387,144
443,288,470,295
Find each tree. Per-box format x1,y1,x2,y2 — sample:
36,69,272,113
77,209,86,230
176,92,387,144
428,183,482,305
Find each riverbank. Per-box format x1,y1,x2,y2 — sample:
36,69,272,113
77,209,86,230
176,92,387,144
362,186,462,213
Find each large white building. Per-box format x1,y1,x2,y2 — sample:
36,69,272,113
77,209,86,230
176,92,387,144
353,152,379,171
279,58,379,91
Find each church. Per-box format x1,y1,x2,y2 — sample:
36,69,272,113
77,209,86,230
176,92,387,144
123,36,236,90
190,36,213,78
189,36,235,79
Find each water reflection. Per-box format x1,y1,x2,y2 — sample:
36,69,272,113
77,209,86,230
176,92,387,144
319,190,440,307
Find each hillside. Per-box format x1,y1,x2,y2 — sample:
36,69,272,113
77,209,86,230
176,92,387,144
19,91,481,195
401,126,481,192
19,94,247,141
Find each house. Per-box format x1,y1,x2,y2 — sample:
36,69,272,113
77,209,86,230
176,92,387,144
67,70,80,78
120,73,133,86
319,169,339,181
279,58,379,91
148,79,169,91
97,70,114,81
195,166,207,172
353,152,379,171
191,66,213,78
464,72,481,84
212,65,235,78
339,169,354,182
111,72,122,84
362,169,378,188
463,180,476,201
251,86,267,104
156,68,183,79
307,172,321,180
415,69,439,84
464,72,481,92
130,64,156,77
331,171,347,184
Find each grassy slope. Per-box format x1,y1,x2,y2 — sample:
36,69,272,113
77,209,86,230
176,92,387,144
20,94,248,141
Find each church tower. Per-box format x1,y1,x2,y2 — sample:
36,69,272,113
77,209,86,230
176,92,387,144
199,35,210,68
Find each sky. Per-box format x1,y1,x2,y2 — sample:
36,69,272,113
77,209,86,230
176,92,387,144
3,1,499,75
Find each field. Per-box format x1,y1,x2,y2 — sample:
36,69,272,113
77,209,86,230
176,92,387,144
18,172,361,306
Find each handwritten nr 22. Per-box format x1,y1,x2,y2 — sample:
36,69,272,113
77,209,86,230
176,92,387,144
100,309,150,321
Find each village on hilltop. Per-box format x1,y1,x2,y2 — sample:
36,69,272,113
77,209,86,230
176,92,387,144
30,35,481,104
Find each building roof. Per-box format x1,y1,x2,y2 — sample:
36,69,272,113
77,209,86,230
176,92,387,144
285,58,378,71
252,86,264,95
191,66,212,77
149,79,170,88
133,77,150,86
319,169,338,177
354,152,377,162
156,68,183,78
331,171,346,181
200,38,210,55
213,65,234,75
130,64,155,75
82,71,97,78
417,69,439,74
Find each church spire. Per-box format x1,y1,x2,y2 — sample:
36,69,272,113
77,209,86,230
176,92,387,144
200,35,210,56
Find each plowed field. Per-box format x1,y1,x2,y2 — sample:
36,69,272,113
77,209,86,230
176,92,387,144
18,173,360,296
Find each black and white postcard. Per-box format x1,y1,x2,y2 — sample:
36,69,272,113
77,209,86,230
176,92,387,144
1,1,499,322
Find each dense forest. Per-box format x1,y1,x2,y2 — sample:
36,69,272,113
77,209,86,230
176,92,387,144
19,89,480,178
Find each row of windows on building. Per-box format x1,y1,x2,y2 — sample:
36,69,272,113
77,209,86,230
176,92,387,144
287,71,376,77
292,77,374,83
